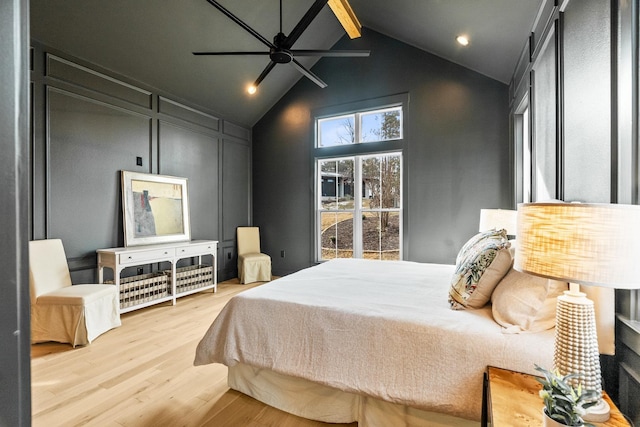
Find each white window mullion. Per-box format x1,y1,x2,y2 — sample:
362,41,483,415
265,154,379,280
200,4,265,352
315,160,321,260
398,154,403,260
353,158,363,258
378,161,383,258
354,112,362,144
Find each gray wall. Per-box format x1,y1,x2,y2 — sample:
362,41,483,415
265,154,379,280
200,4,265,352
509,0,640,420
30,42,252,282
0,1,31,425
253,29,511,275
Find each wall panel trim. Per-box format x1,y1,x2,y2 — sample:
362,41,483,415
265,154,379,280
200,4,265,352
46,54,152,109
158,96,219,131
31,41,250,288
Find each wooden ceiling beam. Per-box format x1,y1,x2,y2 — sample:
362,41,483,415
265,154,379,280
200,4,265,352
327,0,362,39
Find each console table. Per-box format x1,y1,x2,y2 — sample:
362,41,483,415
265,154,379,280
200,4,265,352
97,240,217,313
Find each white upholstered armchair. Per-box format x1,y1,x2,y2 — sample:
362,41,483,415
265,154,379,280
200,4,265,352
237,227,271,284
29,239,121,347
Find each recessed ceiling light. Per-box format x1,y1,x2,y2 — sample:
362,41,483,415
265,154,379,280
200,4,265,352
247,85,257,95
456,35,470,46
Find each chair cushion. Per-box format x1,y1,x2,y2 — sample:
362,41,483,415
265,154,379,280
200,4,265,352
240,253,271,262
36,284,117,306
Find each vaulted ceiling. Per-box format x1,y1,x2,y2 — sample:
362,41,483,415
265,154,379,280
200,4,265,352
30,0,543,128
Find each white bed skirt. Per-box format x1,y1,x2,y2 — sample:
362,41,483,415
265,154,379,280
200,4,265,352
228,363,479,427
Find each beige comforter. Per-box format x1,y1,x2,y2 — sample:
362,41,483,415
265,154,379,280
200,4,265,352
194,258,554,421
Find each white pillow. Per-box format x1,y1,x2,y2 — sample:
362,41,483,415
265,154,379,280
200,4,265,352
491,268,567,333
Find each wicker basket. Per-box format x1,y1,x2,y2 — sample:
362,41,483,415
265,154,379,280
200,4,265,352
107,272,169,309
165,265,213,294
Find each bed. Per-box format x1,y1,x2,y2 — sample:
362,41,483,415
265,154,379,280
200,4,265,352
194,249,598,426
194,227,615,426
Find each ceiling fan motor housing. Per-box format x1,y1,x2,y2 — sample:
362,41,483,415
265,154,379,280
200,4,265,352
270,33,292,63
270,48,293,63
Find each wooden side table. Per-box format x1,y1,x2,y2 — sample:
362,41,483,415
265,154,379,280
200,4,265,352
483,366,630,427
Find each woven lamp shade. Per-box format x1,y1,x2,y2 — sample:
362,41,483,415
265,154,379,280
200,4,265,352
478,209,517,235
515,202,640,289
515,202,640,422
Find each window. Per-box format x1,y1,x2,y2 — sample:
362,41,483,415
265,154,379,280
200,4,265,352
318,115,355,147
361,107,402,142
317,153,402,261
514,97,532,204
314,97,406,262
522,106,532,202
318,157,355,259
317,106,402,147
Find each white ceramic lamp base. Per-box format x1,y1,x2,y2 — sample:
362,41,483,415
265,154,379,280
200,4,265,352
583,398,610,423
554,289,610,423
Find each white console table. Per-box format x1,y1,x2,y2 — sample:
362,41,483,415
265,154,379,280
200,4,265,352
97,240,217,313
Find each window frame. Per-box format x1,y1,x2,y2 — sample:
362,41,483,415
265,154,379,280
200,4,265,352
316,106,404,148
317,114,356,147
312,94,408,263
316,152,403,261
514,94,532,204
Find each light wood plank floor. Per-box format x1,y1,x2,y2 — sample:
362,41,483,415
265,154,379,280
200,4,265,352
31,279,357,427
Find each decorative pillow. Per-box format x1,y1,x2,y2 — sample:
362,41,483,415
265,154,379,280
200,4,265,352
491,267,568,333
455,228,509,265
449,229,512,310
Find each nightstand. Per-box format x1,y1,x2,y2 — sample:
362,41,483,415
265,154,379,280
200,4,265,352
482,366,630,427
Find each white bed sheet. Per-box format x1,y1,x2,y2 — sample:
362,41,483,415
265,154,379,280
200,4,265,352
195,258,555,421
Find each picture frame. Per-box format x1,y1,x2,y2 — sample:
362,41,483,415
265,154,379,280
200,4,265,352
121,171,191,247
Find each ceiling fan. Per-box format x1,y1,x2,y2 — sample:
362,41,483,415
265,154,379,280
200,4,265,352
193,0,370,93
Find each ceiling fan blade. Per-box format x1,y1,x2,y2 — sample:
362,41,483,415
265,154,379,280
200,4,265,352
253,61,278,88
204,0,275,49
193,51,270,56
283,0,327,49
290,49,370,57
291,59,327,88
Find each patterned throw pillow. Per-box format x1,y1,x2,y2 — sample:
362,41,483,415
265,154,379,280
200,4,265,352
455,228,505,265
449,229,512,310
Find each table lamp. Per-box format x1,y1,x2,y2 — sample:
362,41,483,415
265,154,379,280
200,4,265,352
514,202,640,422
478,209,517,236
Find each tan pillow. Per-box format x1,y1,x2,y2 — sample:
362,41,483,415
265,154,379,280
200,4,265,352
491,268,568,333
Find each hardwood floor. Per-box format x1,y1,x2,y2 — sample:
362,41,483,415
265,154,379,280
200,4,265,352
31,279,357,427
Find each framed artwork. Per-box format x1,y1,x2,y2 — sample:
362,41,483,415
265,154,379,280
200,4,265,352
121,171,191,246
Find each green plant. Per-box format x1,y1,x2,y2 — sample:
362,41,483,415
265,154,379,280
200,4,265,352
535,365,599,426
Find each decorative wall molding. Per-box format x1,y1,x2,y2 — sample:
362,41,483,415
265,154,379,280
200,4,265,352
31,42,251,282
158,96,219,132
46,54,152,108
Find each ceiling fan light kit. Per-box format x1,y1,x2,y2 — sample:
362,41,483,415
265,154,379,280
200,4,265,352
194,0,369,93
